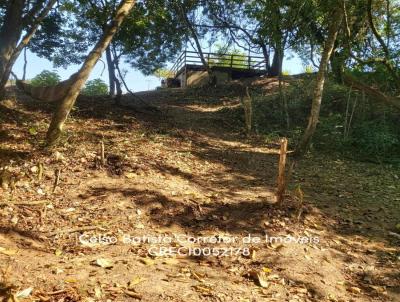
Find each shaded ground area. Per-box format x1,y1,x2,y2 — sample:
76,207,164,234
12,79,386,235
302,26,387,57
0,81,399,302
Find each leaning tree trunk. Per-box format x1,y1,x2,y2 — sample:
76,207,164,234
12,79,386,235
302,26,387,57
177,3,214,83
46,0,135,146
294,8,344,158
187,21,209,74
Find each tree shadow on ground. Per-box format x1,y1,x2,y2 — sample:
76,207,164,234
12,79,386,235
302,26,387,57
7,86,400,244
0,148,30,164
83,185,299,240
4,86,399,299
11,85,395,247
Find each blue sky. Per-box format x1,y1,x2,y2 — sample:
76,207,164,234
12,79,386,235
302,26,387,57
13,49,306,92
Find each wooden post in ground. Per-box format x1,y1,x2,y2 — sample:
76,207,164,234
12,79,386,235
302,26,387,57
100,141,106,166
276,138,288,203
52,168,61,193
242,86,252,135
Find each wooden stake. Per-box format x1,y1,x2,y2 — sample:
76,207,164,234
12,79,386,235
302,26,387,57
100,141,106,166
243,86,253,135
38,162,43,182
52,168,61,193
276,138,288,203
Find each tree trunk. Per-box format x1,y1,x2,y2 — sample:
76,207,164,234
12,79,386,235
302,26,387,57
46,0,135,146
23,48,27,80
0,0,57,98
269,47,283,77
260,41,271,74
187,20,208,71
105,45,116,96
330,49,345,83
294,8,344,158
115,76,123,105
0,0,25,98
177,2,214,83
112,47,123,105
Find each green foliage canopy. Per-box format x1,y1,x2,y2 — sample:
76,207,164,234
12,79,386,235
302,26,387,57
30,70,61,87
81,78,108,96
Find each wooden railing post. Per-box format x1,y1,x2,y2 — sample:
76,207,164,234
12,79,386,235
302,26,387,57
170,51,272,77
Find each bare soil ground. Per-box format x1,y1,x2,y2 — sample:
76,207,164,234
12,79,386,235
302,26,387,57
0,80,399,302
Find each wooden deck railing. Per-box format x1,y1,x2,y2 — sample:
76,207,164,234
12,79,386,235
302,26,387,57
170,50,268,77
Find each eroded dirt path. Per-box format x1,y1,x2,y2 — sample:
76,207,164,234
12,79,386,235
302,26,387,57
0,86,399,302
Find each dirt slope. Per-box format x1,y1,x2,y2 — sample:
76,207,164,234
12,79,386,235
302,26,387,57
0,83,399,302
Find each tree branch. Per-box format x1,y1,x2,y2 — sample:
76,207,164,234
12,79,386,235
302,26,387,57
343,74,400,111
367,0,399,83
367,0,390,58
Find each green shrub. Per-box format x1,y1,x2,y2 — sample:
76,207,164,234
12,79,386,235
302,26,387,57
248,77,400,162
30,70,61,87
350,121,400,158
81,78,108,96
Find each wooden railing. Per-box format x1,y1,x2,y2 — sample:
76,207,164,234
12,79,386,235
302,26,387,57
170,50,268,77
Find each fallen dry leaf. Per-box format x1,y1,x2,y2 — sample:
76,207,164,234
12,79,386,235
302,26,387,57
0,247,17,256
192,285,212,295
15,287,33,299
349,286,362,294
249,270,269,288
128,276,146,288
139,258,154,266
94,258,113,269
